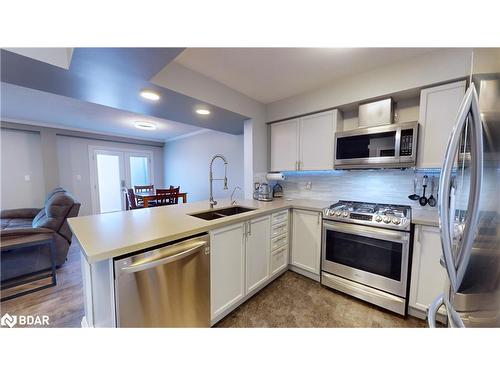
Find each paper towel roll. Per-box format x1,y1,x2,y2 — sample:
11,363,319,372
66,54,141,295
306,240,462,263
266,172,285,181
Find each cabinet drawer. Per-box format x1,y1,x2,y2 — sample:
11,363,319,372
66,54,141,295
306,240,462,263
271,221,288,238
272,233,288,250
271,246,288,276
271,210,288,225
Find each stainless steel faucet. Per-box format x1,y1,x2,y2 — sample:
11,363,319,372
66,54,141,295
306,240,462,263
230,186,241,205
209,154,228,208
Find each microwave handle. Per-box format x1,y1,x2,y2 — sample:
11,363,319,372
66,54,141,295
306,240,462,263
395,127,402,159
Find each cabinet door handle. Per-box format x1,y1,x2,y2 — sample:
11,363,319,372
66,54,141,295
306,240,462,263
248,221,252,236
318,212,321,224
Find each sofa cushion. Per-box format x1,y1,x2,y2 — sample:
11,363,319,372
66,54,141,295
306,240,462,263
32,188,75,232
1,218,32,230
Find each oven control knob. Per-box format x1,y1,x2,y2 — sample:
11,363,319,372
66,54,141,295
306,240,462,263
383,216,391,224
375,215,382,222
335,211,342,217
392,217,401,225
342,211,349,218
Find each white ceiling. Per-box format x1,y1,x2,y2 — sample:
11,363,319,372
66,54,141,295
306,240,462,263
175,48,437,104
0,83,203,141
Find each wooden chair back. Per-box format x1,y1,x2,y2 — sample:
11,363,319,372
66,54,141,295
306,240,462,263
134,184,154,193
126,188,140,210
134,185,155,193
156,187,180,206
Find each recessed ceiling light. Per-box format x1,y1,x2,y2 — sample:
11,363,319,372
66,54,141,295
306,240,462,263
196,108,211,115
140,89,160,101
134,121,157,130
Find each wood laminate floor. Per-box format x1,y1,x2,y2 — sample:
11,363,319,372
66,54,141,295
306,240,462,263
0,241,85,328
1,242,426,328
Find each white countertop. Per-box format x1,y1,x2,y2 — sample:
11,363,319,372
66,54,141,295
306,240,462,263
69,198,329,264
69,198,440,264
411,208,439,227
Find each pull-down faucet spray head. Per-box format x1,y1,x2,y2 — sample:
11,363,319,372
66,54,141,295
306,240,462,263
223,163,228,189
209,154,229,208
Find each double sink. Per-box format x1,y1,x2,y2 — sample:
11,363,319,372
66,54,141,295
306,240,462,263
189,206,256,221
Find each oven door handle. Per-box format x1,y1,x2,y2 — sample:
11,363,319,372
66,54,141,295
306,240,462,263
323,221,409,242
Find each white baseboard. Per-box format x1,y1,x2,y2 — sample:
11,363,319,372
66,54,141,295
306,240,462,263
288,265,320,282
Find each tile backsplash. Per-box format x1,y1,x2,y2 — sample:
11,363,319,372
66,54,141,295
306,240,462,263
278,169,441,209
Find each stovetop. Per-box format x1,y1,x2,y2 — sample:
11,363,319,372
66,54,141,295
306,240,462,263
323,200,411,231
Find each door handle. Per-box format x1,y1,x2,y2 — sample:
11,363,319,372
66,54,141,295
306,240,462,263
428,293,465,328
438,84,483,292
120,240,207,274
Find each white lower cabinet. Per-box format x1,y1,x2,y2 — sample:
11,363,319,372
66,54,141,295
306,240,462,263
210,212,287,324
210,222,246,321
245,215,271,294
290,209,322,279
409,224,447,320
271,246,288,276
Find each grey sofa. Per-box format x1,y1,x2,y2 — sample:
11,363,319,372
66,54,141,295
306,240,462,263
1,187,80,281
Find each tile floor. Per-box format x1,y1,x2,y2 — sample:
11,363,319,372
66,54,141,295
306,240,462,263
217,271,427,328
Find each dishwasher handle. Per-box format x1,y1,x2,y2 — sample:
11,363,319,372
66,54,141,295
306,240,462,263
119,239,208,274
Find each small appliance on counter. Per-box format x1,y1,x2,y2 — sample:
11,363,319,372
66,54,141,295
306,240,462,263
253,182,273,201
272,182,283,198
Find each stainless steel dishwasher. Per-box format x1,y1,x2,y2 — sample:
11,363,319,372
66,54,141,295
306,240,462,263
114,234,210,327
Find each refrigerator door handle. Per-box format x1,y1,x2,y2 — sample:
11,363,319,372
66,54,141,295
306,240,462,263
438,85,483,292
428,293,444,328
428,293,465,328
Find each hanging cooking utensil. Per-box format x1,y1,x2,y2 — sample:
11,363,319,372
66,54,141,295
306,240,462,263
419,175,428,206
428,176,437,207
408,176,420,201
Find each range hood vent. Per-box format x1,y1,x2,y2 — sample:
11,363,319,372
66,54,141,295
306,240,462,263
358,98,394,127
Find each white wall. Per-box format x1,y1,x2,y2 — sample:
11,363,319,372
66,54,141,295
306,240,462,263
164,130,244,203
266,48,473,122
57,135,164,216
152,62,267,199
0,128,46,209
342,97,420,131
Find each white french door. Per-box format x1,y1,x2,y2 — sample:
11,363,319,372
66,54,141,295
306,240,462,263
89,146,154,214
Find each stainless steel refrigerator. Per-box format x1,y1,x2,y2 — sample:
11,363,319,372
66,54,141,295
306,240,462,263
428,74,500,327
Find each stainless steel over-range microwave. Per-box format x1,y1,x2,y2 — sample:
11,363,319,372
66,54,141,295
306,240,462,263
334,121,418,169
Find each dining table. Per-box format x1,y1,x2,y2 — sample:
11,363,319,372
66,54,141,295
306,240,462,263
135,190,188,208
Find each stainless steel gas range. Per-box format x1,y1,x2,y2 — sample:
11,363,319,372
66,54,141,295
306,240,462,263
321,200,412,315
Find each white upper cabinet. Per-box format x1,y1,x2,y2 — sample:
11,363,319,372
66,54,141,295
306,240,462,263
270,118,299,171
245,215,271,294
291,209,322,276
270,110,342,171
300,111,338,170
418,81,466,168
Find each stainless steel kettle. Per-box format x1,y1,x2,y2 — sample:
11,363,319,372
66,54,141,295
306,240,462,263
253,182,273,201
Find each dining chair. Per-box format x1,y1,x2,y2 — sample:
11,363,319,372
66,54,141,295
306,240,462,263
126,188,142,210
134,184,154,205
156,187,180,206
134,185,154,193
